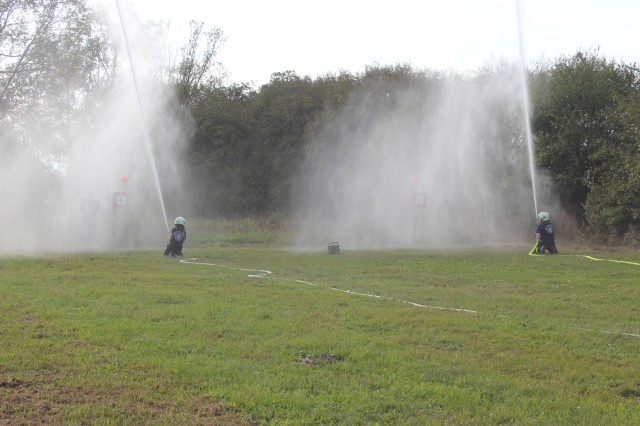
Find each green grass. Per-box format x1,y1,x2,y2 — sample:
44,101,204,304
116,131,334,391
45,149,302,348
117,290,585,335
187,217,287,246
1,244,639,424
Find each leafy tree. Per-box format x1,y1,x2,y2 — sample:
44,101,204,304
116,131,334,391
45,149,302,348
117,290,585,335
187,83,259,216
175,21,225,106
154,20,225,106
1,0,115,158
1,0,117,246
180,51,640,243
584,89,640,238
252,71,326,213
185,70,360,217
532,51,638,225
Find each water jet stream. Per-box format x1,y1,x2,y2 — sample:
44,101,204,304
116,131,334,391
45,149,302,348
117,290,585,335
114,0,170,233
515,0,539,219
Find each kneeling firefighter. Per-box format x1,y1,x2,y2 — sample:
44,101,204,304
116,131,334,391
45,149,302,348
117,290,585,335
534,211,558,254
164,216,187,257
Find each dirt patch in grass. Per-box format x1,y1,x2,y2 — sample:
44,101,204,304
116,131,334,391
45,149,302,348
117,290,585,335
1,376,60,425
300,353,344,365
618,383,640,400
0,372,252,425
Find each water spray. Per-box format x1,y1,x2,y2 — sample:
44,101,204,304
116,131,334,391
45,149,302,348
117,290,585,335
515,0,539,220
114,0,170,233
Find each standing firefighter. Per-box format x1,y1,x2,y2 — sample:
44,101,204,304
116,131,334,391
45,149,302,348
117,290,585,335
534,211,558,254
164,217,187,257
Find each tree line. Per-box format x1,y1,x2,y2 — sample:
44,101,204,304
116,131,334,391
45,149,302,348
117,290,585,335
184,53,640,242
2,0,639,242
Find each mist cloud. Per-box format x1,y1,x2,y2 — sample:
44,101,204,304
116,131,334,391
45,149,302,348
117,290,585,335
292,67,557,249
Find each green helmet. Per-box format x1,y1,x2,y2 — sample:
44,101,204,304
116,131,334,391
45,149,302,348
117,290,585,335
175,216,186,226
537,212,550,221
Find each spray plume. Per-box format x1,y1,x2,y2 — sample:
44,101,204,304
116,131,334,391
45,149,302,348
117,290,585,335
1,0,189,254
515,0,539,219
114,0,170,233
292,67,556,250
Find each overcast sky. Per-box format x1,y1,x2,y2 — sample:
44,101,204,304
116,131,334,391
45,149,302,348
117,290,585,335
116,0,639,86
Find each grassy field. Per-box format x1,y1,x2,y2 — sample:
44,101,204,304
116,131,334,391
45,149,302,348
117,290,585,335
1,234,639,424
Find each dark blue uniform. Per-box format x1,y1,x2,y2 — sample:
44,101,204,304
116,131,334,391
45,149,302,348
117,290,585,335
536,220,558,254
164,224,186,257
